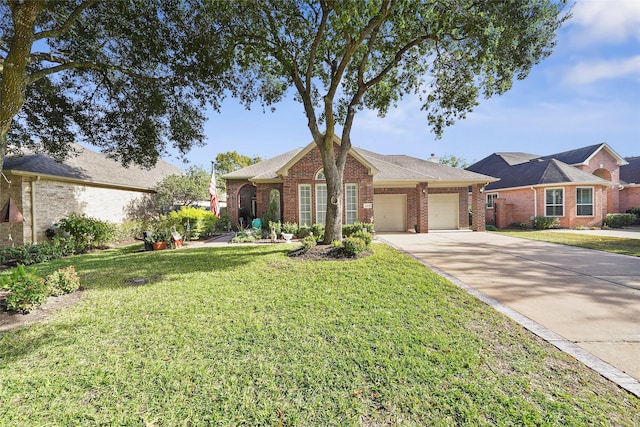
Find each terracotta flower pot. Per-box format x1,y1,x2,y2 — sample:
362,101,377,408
152,241,167,250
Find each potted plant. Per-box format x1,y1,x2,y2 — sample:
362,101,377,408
150,229,170,250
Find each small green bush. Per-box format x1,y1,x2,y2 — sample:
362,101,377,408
0,237,79,267
603,213,635,228
57,213,116,250
343,237,367,257
351,230,372,247
532,216,560,230
485,224,498,231
167,206,217,240
296,224,312,238
46,265,81,297
301,235,317,253
1,264,48,313
625,207,640,224
281,222,298,235
231,229,257,243
311,224,325,242
343,222,374,237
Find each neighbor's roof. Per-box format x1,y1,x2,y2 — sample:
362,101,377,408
540,143,628,166
621,156,640,185
482,158,611,191
223,141,497,186
3,144,182,191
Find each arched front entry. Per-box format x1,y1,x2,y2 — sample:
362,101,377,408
238,184,256,227
594,168,613,213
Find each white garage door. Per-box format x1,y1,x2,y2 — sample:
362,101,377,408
373,194,406,232
428,194,459,230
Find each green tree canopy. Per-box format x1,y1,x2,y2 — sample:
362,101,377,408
154,166,210,211
0,0,228,171
439,154,469,169
214,151,262,191
199,0,569,242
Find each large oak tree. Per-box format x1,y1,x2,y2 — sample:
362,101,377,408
0,0,227,170
203,0,569,243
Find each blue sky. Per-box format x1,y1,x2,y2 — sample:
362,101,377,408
170,0,640,171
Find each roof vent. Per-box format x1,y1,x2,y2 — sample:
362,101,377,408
426,153,440,163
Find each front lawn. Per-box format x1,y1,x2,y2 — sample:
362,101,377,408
0,244,638,425
496,230,640,257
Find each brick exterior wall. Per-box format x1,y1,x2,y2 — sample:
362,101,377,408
490,185,607,228
574,149,621,213
226,145,375,228
620,186,640,213
0,173,153,247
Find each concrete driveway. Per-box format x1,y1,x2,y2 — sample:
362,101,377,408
378,231,640,397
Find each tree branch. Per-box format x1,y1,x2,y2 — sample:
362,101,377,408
34,0,100,40
25,61,169,85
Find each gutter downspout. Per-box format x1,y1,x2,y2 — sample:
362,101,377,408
531,187,537,218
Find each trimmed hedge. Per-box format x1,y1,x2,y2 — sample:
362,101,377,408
603,213,635,229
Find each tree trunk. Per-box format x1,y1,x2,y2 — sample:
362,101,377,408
0,1,43,173
318,132,349,244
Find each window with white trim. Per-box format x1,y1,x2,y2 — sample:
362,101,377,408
298,184,312,226
486,193,498,208
576,187,593,216
315,184,327,226
545,188,564,217
345,184,358,225
315,169,325,180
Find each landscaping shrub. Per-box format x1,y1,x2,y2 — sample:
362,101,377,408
0,237,78,267
311,223,325,242
603,213,635,229
231,229,257,243
281,222,298,236
485,224,498,231
301,235,317,253
351,230,372,247
343,222,374,237
57,213,116,250
167,206,217,240
532,216,560,230
626,207,640,224
1,264,48,313
46,266,81,297
343,237,367,257
296,224,312,238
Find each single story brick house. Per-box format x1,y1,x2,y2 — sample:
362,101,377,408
467,143,639,228
620,156,640,212
0,144,182,247
222,138,498,233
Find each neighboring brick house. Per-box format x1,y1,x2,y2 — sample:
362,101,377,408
0,144,182,247
222,138,497,233
620,156,640,213
467,143,637,228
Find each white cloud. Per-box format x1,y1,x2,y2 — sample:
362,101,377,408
569,0,640,44
563,55,640,84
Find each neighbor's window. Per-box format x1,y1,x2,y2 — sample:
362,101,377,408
345,183,358,225
486,193,498,208
315,169,325,181
576,187,593,216
298,184,312,226
316,183,327,226
545,188,564,216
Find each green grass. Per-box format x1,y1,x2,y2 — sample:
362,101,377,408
1,244,638,426
496,230,640,257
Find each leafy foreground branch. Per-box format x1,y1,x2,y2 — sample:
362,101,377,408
0,245,637,425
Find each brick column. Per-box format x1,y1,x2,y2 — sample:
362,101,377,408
416,184,428,233
472,184,486,232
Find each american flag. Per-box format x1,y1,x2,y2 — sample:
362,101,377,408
209,165,220,218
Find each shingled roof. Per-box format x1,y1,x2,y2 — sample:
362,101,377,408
3,144,183,191
223,142,497,186
540,143,628,166
621,156,640,185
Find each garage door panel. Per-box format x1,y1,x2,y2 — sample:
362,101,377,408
374,194,406,232
428,194,459,230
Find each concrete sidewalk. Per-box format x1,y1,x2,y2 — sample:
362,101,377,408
378,231,640,397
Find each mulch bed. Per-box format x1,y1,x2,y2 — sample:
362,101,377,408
288,244,372,261
0,289,84,333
